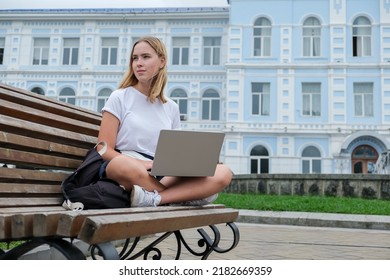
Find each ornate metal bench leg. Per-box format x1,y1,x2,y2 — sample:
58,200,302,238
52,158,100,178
91,222,240,260
128,232,176,260
193,222,240,259
119,237,141,259
0,237,86,260
90,242,120,260
200,222,240,255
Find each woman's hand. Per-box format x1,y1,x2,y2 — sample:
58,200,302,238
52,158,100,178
140,159,153,171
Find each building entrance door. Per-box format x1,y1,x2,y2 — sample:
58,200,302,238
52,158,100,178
351,145,378,174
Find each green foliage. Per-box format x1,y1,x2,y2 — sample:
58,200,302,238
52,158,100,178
216,193,390,215
0,240,25,251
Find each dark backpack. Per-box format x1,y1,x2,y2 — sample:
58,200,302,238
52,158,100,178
61,142,130,210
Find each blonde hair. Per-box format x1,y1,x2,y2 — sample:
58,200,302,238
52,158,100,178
119,36,167,103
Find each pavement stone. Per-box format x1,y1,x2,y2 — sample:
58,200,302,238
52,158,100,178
127,210,390,260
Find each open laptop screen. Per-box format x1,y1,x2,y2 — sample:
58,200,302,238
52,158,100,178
150,130,225,177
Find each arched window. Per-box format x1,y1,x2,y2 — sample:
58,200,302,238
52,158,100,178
352,16,371,57
202,89,220,121
352,145,378,174
59,87,76,105
31,87,45,95
302,146,321,173
97,88,111,112
250,145,269,174
253,17,271,56
302,17,321,57
170,88,188,121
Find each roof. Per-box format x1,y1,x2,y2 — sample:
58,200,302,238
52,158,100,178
0,7,229,14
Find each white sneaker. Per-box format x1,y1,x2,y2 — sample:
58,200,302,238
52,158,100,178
131,185,161,207
172,193,219,206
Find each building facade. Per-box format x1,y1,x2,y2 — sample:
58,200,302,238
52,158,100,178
0,0,389,175
224,0,390,175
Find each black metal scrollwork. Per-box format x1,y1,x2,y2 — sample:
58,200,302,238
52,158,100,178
0,237,86,260
89,222,240,260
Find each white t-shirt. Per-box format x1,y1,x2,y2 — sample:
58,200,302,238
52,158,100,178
102,87,181,157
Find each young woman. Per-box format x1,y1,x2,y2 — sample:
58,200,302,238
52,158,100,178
97,36,233,207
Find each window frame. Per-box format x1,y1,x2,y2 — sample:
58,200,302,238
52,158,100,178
352,16,372,57
62,38,80,65
301,146,322,174
97,88,112,112
253,17,271,57
101,37,118,65
201,89,220,121
302,82,321,117
353,82,374,117
32,38,50,65
250,145,269,174
302,17,321,57
203,37,221,66
170,88,188,120
0,37,5,65
172,37,190,66
58,87,76,105
251,82,270,116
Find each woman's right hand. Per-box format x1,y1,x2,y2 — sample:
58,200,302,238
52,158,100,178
141,159,153,171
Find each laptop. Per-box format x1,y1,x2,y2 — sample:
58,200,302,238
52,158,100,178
150,129,225,177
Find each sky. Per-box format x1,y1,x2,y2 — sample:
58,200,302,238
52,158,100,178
0,0,229,10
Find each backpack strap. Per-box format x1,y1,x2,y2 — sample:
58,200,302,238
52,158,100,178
62,200,84,211
95,141,108,156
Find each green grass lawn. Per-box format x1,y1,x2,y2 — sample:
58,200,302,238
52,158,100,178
215,193,390,216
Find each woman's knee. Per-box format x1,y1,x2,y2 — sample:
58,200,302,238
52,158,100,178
106,155,145,181
214,164,233,188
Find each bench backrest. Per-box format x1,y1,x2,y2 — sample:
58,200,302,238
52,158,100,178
0,83,101,210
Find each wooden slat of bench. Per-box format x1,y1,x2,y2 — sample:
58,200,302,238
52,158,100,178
0,183,62,195
11,214,33,239
0,131,88,158
55,205,228,238
0,84,102,125
0,99,100,137
0,148,81,170
33,212,64,237
0,198,62,207
0,207,65,240
0,168,67,184
11,207,66,239
1,206,65,214
78,208,239,244
0,205,229,240
0,115,97,148
36,208,184,238
0,215,11,240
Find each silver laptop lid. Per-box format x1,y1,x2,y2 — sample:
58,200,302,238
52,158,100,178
150,130,225,177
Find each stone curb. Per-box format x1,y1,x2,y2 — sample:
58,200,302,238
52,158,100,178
237,210,390,231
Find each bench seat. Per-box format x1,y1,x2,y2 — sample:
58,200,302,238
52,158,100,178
0,83,239,260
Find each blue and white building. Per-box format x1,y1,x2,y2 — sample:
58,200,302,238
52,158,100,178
0,0,389,175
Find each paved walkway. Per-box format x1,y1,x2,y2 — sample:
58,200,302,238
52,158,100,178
129,210,390,260
19,210,390,260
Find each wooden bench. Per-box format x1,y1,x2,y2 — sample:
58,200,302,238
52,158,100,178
0,83,240,260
